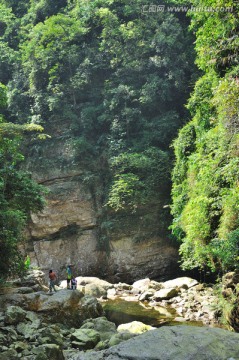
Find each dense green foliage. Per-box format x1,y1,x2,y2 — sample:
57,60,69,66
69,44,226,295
0,84,45,281
4,0,238,279
0,0,196,254
171,0,239,273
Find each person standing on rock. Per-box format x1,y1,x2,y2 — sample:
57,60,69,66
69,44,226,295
66,265,72,289
48,269,57,293
71,277,77,290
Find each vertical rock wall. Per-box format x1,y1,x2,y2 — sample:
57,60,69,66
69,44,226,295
24,136,179,283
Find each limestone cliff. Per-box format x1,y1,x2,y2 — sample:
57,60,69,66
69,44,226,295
23,134,179,283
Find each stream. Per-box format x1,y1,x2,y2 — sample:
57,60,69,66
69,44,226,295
101,298,203,328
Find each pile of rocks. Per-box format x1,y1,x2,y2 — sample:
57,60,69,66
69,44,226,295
0,271,154,360
101,276,220,327
0,305,153,360
0,271,235,360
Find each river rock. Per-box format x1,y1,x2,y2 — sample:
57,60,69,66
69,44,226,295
4,306,27,325
31,343,64,360
0,288,103,328
132,278,151,293
61,276,114,298
163,277,198,289
117,321,155,334
138,289,156,301
107,288,117,299
0,349,19,360
37,290,103,327
71,328,101,350
108,332,136,347
80,316,117,341
37,325,64,347
70,325,239,360
153,287,178,300
114,283,132,291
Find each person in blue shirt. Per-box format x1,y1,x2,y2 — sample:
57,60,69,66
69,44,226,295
66,265,72,289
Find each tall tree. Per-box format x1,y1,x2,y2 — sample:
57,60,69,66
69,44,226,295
0,83,45,281
171,0,239,274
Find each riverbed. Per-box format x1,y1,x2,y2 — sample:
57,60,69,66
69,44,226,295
101,297,204,328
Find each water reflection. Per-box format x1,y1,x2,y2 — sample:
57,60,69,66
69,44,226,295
102,298,177,327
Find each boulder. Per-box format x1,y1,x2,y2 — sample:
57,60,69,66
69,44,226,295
132,279,151,293
108,332,135,347
0,349,18,360
36,291,103,327
114,283,132,291
84,283,108,298
71,328,101,350
60,277,114,297
17,322,40,340
138,290,155,301
77,277,113,297
70,325,239,360
0,288,103,328
37,325,64,347
4,306,26,325
117,321,155,334
107,288,117,299
163,277,198,290
12,270,46,289
153,287,178,300
15,287,35,294
32,344,64,360
13,341,29,352
149,280,164,291
80,316,117,341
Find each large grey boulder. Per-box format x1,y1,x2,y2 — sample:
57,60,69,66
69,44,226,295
60,276,113,295
36,291,103,326
153,287,179,301
80,316,117,341
71,325,239,360
77,277,113,297
0,288,103,328
163,277,198,289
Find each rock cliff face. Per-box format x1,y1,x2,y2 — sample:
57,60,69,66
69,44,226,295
24,135,179,283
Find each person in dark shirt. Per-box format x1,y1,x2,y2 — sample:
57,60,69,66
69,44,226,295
71,277,77,290
48,269,57,293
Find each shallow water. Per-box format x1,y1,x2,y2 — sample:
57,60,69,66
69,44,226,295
102,298,203,328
